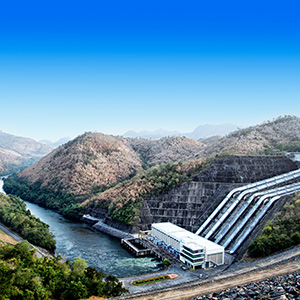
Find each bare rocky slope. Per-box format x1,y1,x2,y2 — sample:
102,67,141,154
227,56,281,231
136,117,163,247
0,131,52,175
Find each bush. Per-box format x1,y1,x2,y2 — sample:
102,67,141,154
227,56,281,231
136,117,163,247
0,193,56,251
248,193,300,258
0,242,128,299
132,275,170,286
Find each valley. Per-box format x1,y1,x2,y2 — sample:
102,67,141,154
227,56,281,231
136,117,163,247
1,115,300,299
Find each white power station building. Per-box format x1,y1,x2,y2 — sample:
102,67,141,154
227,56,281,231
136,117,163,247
151,222,224,269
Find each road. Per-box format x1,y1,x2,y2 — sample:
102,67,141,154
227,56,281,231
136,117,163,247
115,246,300,300
0,222,23,242
0,222,47,258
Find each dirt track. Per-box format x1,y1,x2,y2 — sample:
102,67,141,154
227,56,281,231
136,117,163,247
116,247,300,300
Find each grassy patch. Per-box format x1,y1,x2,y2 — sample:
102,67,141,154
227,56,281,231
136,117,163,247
0,228,18,245
131,275,170,286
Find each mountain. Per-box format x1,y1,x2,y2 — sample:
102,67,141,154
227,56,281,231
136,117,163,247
127,136,205,167
188,123,239,139
11,133,205,200
198,115,300,157
123,123,238,140
4,115,300,227
123,129,182,139
39,137,71,149
0,131,52,175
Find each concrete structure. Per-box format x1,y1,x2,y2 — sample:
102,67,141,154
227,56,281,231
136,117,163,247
151,222,224,269
287,152,300,162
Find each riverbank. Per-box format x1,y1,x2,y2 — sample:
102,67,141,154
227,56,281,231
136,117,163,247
0,221,53,258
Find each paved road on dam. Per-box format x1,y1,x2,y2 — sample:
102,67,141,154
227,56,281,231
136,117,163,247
115,246,300,300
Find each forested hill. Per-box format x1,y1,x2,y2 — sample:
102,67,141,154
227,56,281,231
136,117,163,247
0,193,56,251
3,115,300,227
9,133,205,198
0,131,51,175
0,241,127,299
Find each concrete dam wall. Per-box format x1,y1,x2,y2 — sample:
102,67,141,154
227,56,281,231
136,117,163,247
136,156,299,233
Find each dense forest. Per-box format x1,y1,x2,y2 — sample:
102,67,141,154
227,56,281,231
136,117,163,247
248,193,300,257
3,177,83,220
0,193,56,251
0,241,127,300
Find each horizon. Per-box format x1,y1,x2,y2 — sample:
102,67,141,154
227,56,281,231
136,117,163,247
0,1,299,141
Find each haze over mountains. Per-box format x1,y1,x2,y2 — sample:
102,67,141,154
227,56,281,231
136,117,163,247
39,137,71,149
3,115,300,232
4,115,300,209
123,123,239,140
0,122,237,176
1,116,299,180
0,131,52,175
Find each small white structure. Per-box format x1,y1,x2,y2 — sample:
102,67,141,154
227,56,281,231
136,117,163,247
151,222,224,269
286,152,300,162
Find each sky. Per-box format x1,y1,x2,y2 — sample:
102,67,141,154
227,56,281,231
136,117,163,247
0,0,299,141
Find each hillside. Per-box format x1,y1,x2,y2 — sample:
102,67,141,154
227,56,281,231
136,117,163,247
3,115,300,228
3,133,205,213
0,193,56,250
0,131,51,175
17,132,144,198
128,136,205,167
199,115,300,156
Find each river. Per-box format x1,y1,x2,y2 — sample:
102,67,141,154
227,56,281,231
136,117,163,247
0,178,160,277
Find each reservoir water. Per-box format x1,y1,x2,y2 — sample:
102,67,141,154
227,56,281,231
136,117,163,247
0,178,159,277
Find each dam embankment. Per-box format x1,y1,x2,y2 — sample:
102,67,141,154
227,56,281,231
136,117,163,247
87,155,299,257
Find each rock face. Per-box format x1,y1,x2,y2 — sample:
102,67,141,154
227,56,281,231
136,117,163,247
136,156,298,232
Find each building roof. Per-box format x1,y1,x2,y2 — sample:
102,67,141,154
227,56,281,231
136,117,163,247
152,222,224,254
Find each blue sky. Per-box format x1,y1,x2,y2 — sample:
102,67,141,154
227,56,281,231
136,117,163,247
0,0,299,141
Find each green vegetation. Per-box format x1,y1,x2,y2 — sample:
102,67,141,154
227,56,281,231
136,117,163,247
131,274,170,286
275,140,300,152
0,241,127,299
0,159,36,176
0,193,56,251
4,154,228,227
162,258,171,266
3,176,84,220
101,154,229,226
248,193,300,258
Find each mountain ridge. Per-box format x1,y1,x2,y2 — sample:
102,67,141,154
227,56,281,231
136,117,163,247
0,131,52,175
14,133,205,199
123,123,239,140
3,115,300,228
